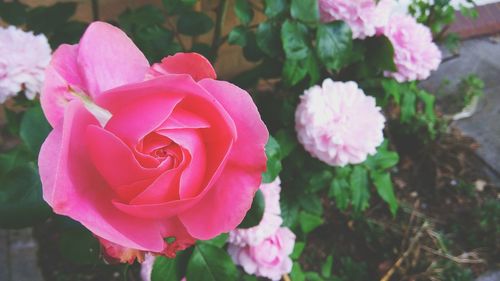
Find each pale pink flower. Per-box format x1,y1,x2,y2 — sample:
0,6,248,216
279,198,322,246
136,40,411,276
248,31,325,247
228,227,295,281
319,0,397,39
383,14,441,82
0,26,51,103
229,178,282,247
295,79,385,167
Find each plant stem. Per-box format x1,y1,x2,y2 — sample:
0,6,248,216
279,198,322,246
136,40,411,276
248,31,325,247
91,0,99,21
210,0,228,59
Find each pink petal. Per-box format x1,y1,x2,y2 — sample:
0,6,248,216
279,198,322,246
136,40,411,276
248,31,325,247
77,21,149,96
147,53,216,82
41,44,84,127
179,80,268,240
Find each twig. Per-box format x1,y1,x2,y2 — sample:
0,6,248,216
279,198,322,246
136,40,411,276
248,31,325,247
91,0,99,21
210,0,228,58
380,222,429,281
420,246,486,264
165,17,187,52
283,273,292,281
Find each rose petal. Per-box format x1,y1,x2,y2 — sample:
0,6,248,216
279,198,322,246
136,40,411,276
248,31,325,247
147,53,216,81
178,79,268,239
77,21,149,96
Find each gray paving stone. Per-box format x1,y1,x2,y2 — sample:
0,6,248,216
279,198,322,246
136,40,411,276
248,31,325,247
9,229,43,281
420,36,500,175
0,230,8,281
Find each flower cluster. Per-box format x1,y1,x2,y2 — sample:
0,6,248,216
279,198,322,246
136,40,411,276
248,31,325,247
0,26,51,103
227,178,295,281
319,0,396,39
295,79,385,167
319,0,441,82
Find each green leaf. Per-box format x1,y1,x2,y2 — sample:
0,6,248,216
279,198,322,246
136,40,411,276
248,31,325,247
350,166,370,213
264,0,287,18
191,43,212,60
291,242,305,260
290,0,320,23
20,105,52,155
322,255,334,278
204,233,228,248
307,54,321,85
59,228,100,265
282,59,307,87
186,243,238,281
234,0,254,25
0,149,30,178
306,272,325,281
329,179,350,211
26,2,77,34
238,189,265,229
299,193,323,216
0,1,28,25
152,249,191,281
243,32,265,62
118,5,165,33
256,21,281,57
371,172,398,216
281,20,310,60
162,0,196,14
228,25,249,46
364,35,396,72
365,143,399,172
291,262,306,281
299,211,324,234
177,11,214,36
316,21,353,71
281,197,299,228
275,130,297,159
262,136,282,183
0,164,51,228
400,89,416,123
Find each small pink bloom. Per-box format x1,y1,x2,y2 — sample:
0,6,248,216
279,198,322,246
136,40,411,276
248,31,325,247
295,79,385,166
383,14,442,82
0,26,51,103
229,178,283,246
319,0,397,39
228,227,295,281
39,22,268,262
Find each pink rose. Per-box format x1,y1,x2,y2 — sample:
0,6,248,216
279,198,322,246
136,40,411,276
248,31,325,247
228,227,295,281
39,22,268,261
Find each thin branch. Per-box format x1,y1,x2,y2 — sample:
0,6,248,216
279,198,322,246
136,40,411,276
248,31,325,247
91,0,100,21
210,0,228,58
165,17,187,52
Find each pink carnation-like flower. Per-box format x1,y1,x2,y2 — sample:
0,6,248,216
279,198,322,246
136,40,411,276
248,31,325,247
0,26,51,103
319,0,397,39
229,178,283,247
228,227,295,281
383,14,441,82
295,79,385,167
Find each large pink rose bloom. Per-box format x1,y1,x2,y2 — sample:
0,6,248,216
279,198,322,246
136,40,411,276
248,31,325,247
229,178,282,247
319,0,396,39
39,22,268,262
295,79,385,167
0,26,51,103
383,14,441,82
228,227,295,281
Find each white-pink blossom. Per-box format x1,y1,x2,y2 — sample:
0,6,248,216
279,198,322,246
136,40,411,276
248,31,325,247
0,26,51,103
229,178,283,247
319,0,397,39
383,14,442,82
295,79,385,167
228,227,295,281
